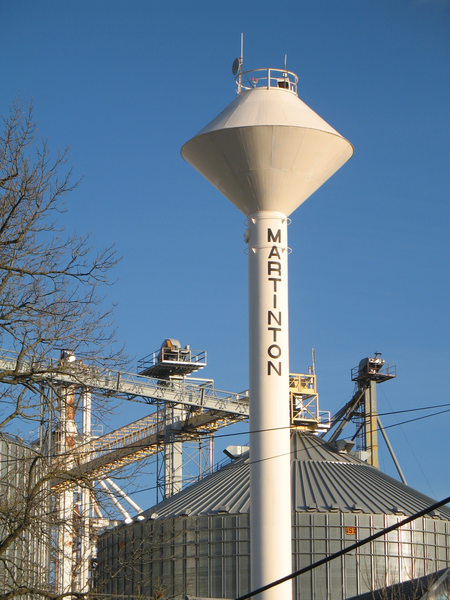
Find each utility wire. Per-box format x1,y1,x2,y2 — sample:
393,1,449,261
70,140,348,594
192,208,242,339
325,403,450,436
211,406,450,439
372,407,450,432
130,408,450,495
379,386,436,499
378,402,450,416
132,412,450,496
63,401,450,449
234,494,450,600
71,405,450,485
61,400,450,502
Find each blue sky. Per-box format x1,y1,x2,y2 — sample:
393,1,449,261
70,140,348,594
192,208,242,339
1,1,449,506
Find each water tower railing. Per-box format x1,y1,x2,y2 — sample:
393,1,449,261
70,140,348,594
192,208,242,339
235,68,298,95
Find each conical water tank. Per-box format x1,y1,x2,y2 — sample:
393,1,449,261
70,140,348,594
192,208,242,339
181,72,353,216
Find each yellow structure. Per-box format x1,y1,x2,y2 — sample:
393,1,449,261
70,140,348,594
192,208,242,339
289,373,329,432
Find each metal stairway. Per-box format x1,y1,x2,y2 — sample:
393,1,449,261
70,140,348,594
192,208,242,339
54,404,245,486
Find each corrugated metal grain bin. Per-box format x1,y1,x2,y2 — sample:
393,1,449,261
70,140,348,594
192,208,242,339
96,433,450,599
0,434,50,599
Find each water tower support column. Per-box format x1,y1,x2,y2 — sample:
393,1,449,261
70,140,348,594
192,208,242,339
181,63,353,598
248,211,292,599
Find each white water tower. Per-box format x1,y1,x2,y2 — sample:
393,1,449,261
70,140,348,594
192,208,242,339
181,62,353,599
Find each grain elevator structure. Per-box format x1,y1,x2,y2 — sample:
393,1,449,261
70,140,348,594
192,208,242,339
95,60,450,600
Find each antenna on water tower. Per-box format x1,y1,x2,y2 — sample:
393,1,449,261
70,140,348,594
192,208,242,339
181,54,353,600
232,33,244,92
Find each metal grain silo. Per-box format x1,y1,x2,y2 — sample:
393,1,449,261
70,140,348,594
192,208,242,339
96,431,450,600
0,434,50,599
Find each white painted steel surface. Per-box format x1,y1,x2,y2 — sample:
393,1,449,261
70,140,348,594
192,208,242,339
99,480,132,523
58,489,74,594
248,212,292,599
80,486,90,592
163,405,185,497
82,389,91,443
80,389,91,591
0,349,249,416
181,86,353,217
56,384,76,595
105,478,144,515
182,71,353,600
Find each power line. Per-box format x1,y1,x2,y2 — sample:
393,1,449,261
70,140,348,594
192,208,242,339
212,405,450,439
73,405,450,482
132,410,450,495
379,385,436,498
379,402,450,416
379,407,450,431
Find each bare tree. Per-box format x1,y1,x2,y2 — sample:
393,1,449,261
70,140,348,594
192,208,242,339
0,96,125,429
0,97,127,600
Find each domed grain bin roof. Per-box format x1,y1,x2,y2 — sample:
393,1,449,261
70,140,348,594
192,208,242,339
144,432,450,521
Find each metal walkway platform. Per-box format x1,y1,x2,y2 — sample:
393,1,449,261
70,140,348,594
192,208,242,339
0,348,249,416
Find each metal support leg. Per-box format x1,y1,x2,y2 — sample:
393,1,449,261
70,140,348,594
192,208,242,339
164,404,184,498
364,381,379,468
